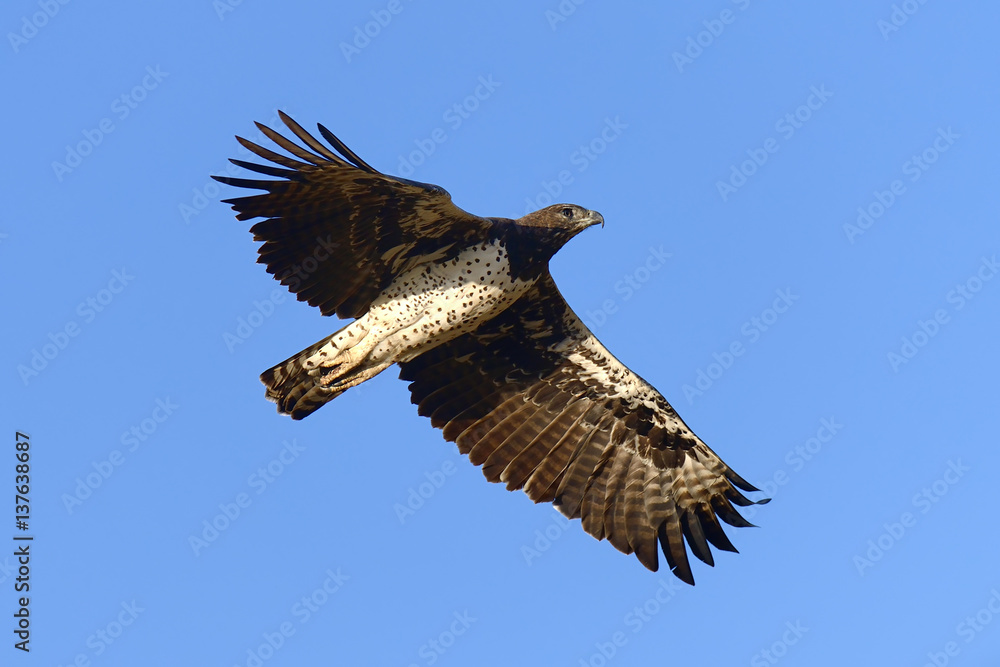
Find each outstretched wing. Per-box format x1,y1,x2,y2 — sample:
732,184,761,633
213,112,495,319
398,273,767,584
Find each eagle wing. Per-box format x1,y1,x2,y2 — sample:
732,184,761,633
213,112,495,319
398,273,767,584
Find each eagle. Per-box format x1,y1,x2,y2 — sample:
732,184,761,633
213,112,767,584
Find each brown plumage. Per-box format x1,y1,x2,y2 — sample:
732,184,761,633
214,112,768,584
397,274,766,583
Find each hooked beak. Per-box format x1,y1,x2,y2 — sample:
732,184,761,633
586,210,605,228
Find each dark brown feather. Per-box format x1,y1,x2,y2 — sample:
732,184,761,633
213,113,496,319
624,457,659,570
399,274,766,583
501,398,587,491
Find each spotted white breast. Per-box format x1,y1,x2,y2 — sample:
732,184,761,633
366,240,536,364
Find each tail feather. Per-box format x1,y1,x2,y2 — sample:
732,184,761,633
261,323,392,419
261,333,347,420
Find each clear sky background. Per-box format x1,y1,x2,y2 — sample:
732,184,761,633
2,1,999,665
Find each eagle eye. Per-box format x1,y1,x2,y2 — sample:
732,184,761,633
560,207,574,219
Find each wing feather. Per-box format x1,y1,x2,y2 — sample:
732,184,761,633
601,448,633,555
524,404,599,503
398,273,766,583
482,405,556,482
501,397,587,491
578,438,616,540
214,113,496,318
236,136,314,171
552,414,614,520
624,457,659,570
468,400,538,468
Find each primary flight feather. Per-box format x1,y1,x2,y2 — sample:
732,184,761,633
213,112,767,584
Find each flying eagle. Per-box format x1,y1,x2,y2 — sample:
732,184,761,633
213,112,767,584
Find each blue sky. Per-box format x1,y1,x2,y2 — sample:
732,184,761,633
3,1,999,665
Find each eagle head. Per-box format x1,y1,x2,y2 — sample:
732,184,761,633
505,204,604,275
518,204,604,233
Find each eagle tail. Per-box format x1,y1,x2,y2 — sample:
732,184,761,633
260,324,389,420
